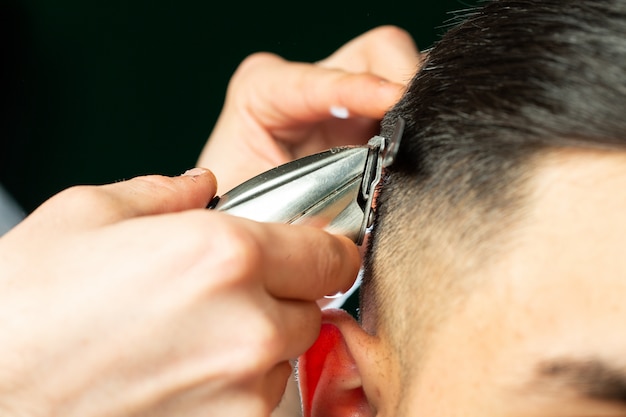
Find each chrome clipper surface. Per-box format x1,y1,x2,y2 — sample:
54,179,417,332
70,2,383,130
208,117,405,245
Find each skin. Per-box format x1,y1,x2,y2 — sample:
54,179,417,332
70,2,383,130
201,25,420,417
0,25,420,416
299,148,626,416
0,169,360,417
404,149,626,416
198,25,420,193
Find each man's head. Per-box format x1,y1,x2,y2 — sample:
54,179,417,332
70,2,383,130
298,0,626,416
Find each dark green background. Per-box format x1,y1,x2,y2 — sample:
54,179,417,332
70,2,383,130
1,0,476,212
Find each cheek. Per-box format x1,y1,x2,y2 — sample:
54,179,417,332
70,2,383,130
399,290,518,415
403,342,491,414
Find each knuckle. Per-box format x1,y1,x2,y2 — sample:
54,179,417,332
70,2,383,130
232,52,282,80
274,361,293,382
315,237,345,281
129,174,178,194
236,317,284,374
253,316,285,355
54,185,102,205
268,361,293,405
370,25,414,45
171,214,266,289
205,218,264,282
123,175,183,211
50,185,116,215
315,236,358,294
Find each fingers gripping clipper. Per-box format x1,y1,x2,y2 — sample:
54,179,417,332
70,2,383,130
208,117,405,245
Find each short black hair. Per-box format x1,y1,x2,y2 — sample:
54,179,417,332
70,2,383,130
362,0,626,370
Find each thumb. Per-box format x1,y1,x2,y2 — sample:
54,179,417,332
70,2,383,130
99,167,218,219
28,168,218,230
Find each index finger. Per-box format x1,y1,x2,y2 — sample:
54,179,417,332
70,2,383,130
318,25,422,85
228,53,405,124
243,219,361,300
26,169,218,232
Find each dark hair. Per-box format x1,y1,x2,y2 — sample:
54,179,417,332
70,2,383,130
384,0,626,204
362,0,626,365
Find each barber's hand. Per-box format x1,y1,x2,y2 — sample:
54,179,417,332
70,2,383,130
0,169,360,417
198,25,421,193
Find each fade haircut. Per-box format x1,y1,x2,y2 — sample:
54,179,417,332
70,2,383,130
362,0,626,377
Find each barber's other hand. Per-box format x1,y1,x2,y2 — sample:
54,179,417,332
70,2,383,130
198,25,421,193
0,169,359,417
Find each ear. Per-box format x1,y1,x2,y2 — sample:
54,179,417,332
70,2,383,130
297,309,375,417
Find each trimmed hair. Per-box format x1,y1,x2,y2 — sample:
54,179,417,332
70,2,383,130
362,0,626,375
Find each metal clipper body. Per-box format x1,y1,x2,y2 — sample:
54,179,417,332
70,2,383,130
208,117,405,245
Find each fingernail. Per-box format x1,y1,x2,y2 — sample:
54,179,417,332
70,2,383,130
182,167,208,177
330,105,350,119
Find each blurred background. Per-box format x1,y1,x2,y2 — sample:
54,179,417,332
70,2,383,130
1,0,478,213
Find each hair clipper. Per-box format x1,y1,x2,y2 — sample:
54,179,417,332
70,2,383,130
208,117,405,245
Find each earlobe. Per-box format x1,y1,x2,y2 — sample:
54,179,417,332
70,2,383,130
298,312,374,417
